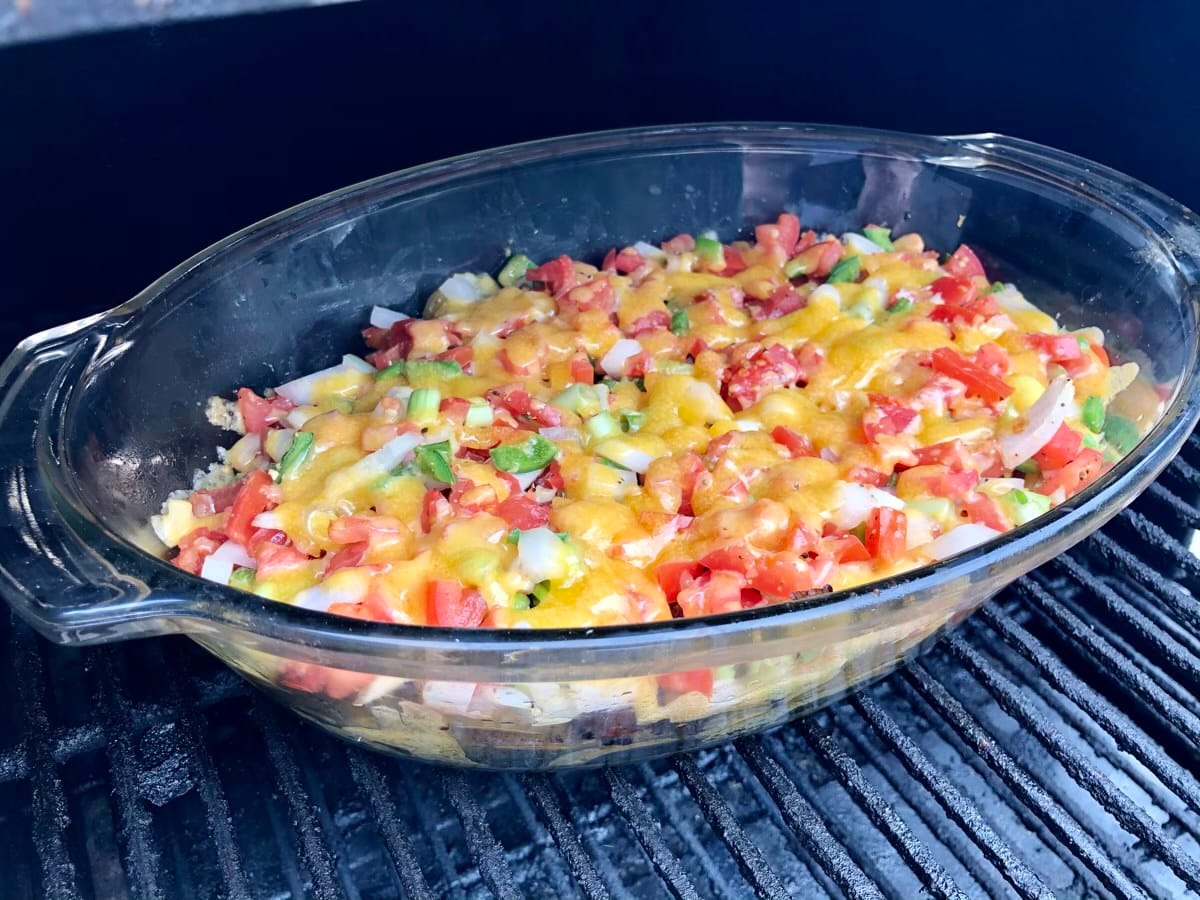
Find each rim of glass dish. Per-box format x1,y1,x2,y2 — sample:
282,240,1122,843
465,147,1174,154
44,122,1200,656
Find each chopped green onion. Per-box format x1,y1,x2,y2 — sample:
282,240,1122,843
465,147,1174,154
505,528,521,545
783,256,809,279
405,387,441,424
229,567,256,590
552,383,603,417
989,281,1006,294
1103,414,1140,455
374,361,405,380
889,297,912,314
694,235,723,265
405,359,462,383
414,440,455,484
826,255,861,284
490,433,558,473
465,398,494,427
1080,433,1102,450
511,593,531,610
670,308,690,335
532,580,551,602
1015,459,1040,476
1076,335,1091,348
498,253,536,287
863,226,893,250
584,411,621,441
1082,395,1106,433
278,431,315,480
389,461,417,478
1002,487,1051,526
886,472,899,488
621,410,644,433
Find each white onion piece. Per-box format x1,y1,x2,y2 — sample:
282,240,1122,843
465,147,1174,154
831,483,905,530
810,284,842,305
514,467,546,491
531,485,557,504
226,432,262,471
600,338,644,378
992,285,1035,312
276,362,367,405
199,541,256,585
340,354,376,374
291,581,367,612
251,511,285,529
438,274,485,302
924,524,1004,561
516,527,567,583
617,514,691,563
355,676,410,706
422,681,478,715
999,376,1074,469
905,511,938,550
980,477,1026,496
634,240,667,259
538,427,581,443
369,305,411,329
354,433,423,479
614,468,639,494
842,233,888,255
263,427,296,462
285,407,318,429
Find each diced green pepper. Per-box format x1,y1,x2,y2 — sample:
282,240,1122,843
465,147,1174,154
694,235,723,265
278,431,315,480
465,398,494,427
405,359,462,383
889,297,912,314
826,255,861,284
405,387,441,424
414,440,456,484
229,567,256,590
497,253,536,287
989,281,1006,294
1081,433,1102,451
863,226,893,250
1103,414,1141,455
1082,395,1106,433
1015,459,1040,476
374,361,405,380
505,528,521,545
670,308,690,335
1001,487,1051,526
511,593,531,610
621,410,644,433
552,384,603,417
532,580,551,602
783,256,809,279
490,433,558,473
585,411,621,441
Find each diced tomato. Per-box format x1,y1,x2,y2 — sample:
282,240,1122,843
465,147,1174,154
930,275,978,306
486,385,563,427
676,570,745,618
426,580,487,628
929,276,999,324
748,552,815,596
786,239,843,280
325,543,368,575
495,494,550,530
755,213,802,260
724,343,804,411
787,521,821,556
601,248,617,273
655,560,705,601
439,397,472,425
863,395,918,443
254,542,312,578
437,345,474,372
900,463,980,498
824,534,871,563
929,348,1013,403
236,388,292,437
189,481,241,517
1033,424,1083,470
1026,333,1082,362
568,352,594,384
700,543,756,574
533,460,566,494
627,310,671,336
656,669,714,697
751,284,806,320
961,493,1010,531
172,527,226,575
771,425,816,458
498,347,538,377
971,343,1010,376
446,479,498,515
1038,448,1106,499
225,469,275,546
421,488,450,534
865,508,907,563
560,278,616,316
525,255,577,295
614,248,645,274
912,439,974,472
847,465,890,488
1090,342,1110,367
944,244,986,279
718,247,748,276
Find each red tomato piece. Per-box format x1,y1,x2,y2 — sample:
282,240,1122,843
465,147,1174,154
1033,424,1083,470
912,439,974,472
325,543,368,575
560,278,615,316
771,425,816,458
525,255,577,295
655,560,705,601
172,527,226,575
486,386,563,428
676,570,745,618
930,275,978,306
568,352,594,384
724,344,805,411
748,552,814,596
254,542,312,578
699,544,756,574
751,284,807,321
865,508,907,563
498,347,538,377
944,244,986,279
718,247,748,276
426,580,487,628
824,534,871,563
189,481,241,517
929,348,1013,403
1026,333,1083,362
236,387,292,437
437,345,474,372
755,213,802,259
847,465,890,488
627,310,671,336
225,469,275,546
439,396,472,425
601,248,617,272
656,669,714,697
971,342,1011,376
961,493,1010,532
862,395,918,443
1038,448,1106,499
495,494,550,530
421,489,450,534
787,521,821,556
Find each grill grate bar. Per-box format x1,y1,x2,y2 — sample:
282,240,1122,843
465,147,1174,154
10,621,78,900
604,768,702,900
1085,531,1200,631
1145,482,1200,529
945,634,1200,891
734,738,884,900
1169,453,1200,488
519,775,612,900
795,720,968,900
1050,555,1200,690
671,754,791,899
980,603,1200,813
850,693,1055,900
1119,507,1200,583
442,773,522,900
252,699,344,900
345,750,436,900
904,663,1151,900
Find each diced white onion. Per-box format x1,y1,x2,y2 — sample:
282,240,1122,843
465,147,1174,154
633,240,668,259
842,233,888,255
516,527,567,583
538,427,581,443
979,477,1026,496
992,286,1036,312
356,433,424,478
251,511,284,529
831,483,905,530
291,581,366,612
263,427,296,462
809,284,842,305
276,362,368,405
285,406,319,429
369,306,411,329
199,541,256,586
514,467,546,490
531,485,557,504
600,338,644,378
340,354,376,374
438,274,485,302
924,524,1004,561
999,376,1074,469
905,511,938,550
226,432,262,471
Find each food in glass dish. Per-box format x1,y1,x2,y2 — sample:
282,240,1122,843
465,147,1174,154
153,214,1146,630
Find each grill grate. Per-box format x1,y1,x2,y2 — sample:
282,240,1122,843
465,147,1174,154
3,447,1200,898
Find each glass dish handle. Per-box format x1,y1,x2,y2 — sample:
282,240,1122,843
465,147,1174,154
0,319,185,644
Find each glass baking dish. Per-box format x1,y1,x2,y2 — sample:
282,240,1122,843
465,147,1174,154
1,124,1197,769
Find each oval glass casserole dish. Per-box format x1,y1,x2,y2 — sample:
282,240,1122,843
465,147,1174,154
1,124,1198,770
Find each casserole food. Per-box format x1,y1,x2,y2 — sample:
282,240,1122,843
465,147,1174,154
1,125,1197,769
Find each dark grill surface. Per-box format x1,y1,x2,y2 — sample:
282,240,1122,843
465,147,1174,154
4,445,1200,899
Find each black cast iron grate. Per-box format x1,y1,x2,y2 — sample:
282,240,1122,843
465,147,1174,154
4,445,1200,898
